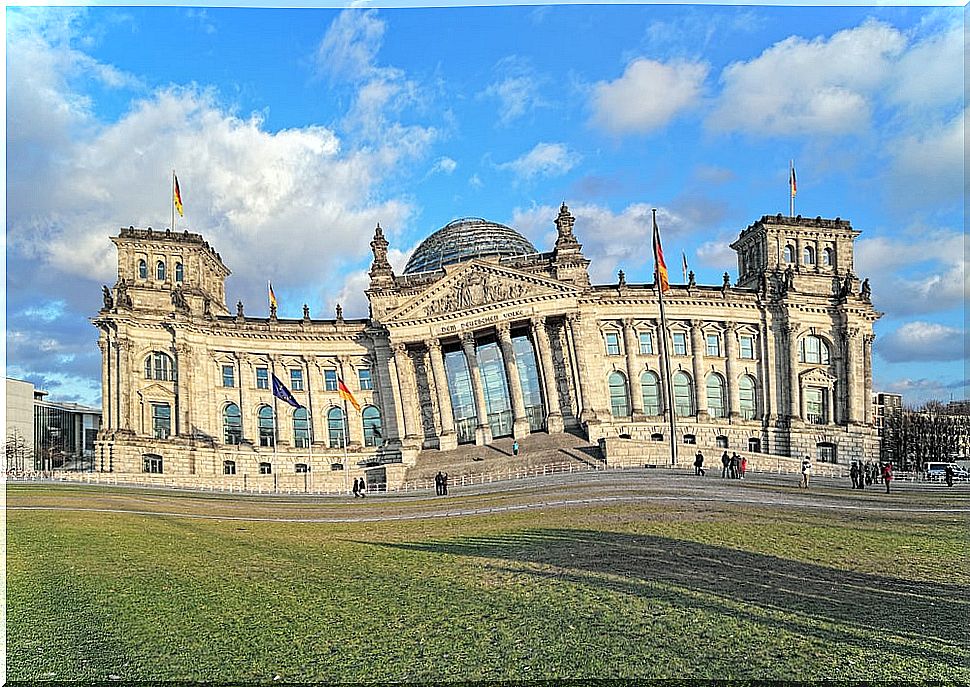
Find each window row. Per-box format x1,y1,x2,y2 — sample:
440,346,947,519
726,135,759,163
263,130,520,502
222,460,318,475
605,330,758,359
607,370,759,420
219,364,372,391
222,403,384,448
137,258,184,282
646,433,764,453
783,244,834,267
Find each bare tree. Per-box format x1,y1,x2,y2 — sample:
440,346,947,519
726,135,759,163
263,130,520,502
5,429,34,472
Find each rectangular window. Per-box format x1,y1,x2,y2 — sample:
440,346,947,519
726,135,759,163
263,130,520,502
605,331,621,356
739,335,755,360
256,367,269,389
672,332,687,356
806,387,826,425
706,334,721,357
295,463,309,473
151,403,171,439
290,368,304,391
358,368,373,390
223,460,236,475
638,332,654,355
324,369,338,391
143,455,163,474
222,365,235,388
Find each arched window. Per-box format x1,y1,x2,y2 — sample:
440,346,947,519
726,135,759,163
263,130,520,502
258,405,275,447
803,245,815,265
175,262,184,282
293,407,310,448
156,260,166,281
328,407,346,448
739,375,758,420
640,371,661,416
223,403,242,445
144,352,176,381
822,247,833,266
608,371,630,417
138,259,148,279
799,335,830,364
673,371,694,417
362,406,383,447
706,373,726,418
783,245,795,263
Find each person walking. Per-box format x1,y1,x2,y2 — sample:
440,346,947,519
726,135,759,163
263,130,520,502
512,440,520,457
800,455,812,489
850,461,859,489
730,452,740,479
694,450,705,476
882,463,893,494
352,477,360,498
442,472,449,495
945,463,955,488
435,471,443,496
721,451,730,478
740,455,747,479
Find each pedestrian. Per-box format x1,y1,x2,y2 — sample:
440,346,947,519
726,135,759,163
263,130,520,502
512,440,520,457
442,472,449,495
882,463,893,494
435,470,443,496
359,476,367,497
730,452,739,479
352,477,360,498
945,463,955,488
850,461,859,489
721,451,730,478
694,450,705,476
866,462,874,486
800,455,812,489
740,455,747,479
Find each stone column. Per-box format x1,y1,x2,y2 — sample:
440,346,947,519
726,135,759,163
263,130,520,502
426,339,457,450
236,353,251,443
530,316,564,433
369,335,402,447
787,323,801,420
117,337,131,430
98,336,111,431
724,322,740,420
176,343,193,436
863,334,874,425
496,322,531,439
392,342,422,443
844,328,859,425
461,331,493,445
622,318,644,416
689,320,707,420
566,313,595,422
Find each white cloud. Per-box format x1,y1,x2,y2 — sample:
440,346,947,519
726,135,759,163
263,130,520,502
590,58,707,135
498,142,581,181
314,8,387,83
876,322,966,363
708,20,906,135
479,56,546,126
889,21,963,111
430,157,457,175
889,107,965,205
876,376,968,405
695,238,737,270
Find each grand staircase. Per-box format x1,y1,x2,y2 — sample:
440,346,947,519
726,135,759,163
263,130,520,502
403,430,604,484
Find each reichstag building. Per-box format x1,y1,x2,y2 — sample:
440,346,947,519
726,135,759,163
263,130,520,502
93,204,880,486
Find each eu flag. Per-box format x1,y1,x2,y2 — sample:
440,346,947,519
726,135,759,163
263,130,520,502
272,374,302,409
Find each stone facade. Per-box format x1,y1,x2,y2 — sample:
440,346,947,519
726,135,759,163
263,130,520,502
93,208,881,485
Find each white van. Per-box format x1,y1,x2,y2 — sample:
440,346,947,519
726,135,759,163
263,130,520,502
924,462,970,482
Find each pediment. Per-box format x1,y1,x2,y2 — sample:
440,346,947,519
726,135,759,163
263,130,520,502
136,382,176,399
384,260,582,323
799,367,837,387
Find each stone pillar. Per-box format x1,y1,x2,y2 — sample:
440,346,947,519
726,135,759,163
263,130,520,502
176,343,192,436
787,323,801,420
622,318,644,416
724,322,740,420
461,331,493,445
689,320,707,420
496,322,531,439
863,334,874,425
236,353,251,443
309,359,326,446
844,328,859,425
530,316,564,433
566,313,595,423
426,339,457,450
98,336,111,431
392,342,422,443
117,337,131,430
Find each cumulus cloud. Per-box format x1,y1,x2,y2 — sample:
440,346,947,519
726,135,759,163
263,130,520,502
498,142,581,181
708,20,906,135
889,108,965,205
590,58,708,134
888,20,963,111
479,56,547,126
855,229,966,317
695,238,737,271
876,322,966,363
430,156,457,175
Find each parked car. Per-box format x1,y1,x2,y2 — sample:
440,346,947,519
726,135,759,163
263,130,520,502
923,462,970,482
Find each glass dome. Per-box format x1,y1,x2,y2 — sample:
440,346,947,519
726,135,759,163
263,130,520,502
403,217,538,274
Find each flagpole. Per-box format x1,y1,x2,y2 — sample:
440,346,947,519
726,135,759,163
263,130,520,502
789,160,794,217
342,400,350,494
172,169,176,232
654,209,678,467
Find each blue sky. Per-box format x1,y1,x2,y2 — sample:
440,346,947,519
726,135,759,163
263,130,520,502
5,3,966,408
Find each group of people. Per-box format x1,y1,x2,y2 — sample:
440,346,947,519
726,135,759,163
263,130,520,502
850,460,893,493
434,471,450,496
351,477,367,497
692,450,747,478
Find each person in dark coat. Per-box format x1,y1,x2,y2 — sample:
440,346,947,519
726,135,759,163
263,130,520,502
850,461,859,489
352,477,360,498
721,451,730,478
694,450,705,476
435,471,443,496
730,452,740,479
945,463,955,487
442,472,449,495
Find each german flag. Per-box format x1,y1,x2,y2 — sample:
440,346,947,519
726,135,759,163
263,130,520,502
338,377,361,413
652,213,670,294
173,174,184,217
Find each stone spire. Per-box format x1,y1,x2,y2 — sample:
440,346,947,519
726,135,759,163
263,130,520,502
369,223,395,289
553,202,581,256
551,202,590,287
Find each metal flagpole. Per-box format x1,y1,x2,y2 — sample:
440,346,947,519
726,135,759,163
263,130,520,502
342,400,351,494
789,160,795,217
653,209,678,467
172,169,176,232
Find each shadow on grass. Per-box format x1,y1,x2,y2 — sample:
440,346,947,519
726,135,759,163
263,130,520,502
373,528,969,668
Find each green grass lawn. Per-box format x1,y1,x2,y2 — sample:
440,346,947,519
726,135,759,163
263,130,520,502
6,482,969,682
